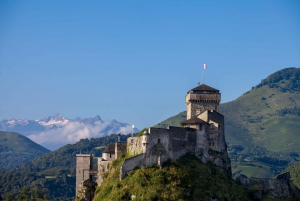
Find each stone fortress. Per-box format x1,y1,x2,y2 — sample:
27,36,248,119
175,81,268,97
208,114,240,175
75,83,300,200
76,83,232,198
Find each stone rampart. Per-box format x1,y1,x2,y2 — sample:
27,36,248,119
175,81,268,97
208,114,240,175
97,160,111,186
120,154,145,180
236,174,300,200
127,137,143,156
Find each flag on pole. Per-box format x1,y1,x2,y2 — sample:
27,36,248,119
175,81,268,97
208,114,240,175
203,63,207,69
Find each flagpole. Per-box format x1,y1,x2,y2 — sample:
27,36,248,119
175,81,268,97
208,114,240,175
132,125,134,137
202,62,204,84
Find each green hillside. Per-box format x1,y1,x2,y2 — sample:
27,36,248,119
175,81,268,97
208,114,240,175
0,134,132,200
94,153,250,201
221,67,300,152
154,67,300,178
0,131,50,168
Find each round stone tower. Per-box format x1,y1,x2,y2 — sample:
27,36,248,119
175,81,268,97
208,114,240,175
186,84,221,119
142,130,150,153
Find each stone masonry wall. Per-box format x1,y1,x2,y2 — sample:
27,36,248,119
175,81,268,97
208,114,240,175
120,154,145,179
236,176,300,199
120,126,232,179
127,137,144,156
187,103,219,119
97,160,111,186
76,154,92,197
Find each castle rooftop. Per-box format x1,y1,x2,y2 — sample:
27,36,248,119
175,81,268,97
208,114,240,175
180,116,209,125
102,143,115,154
188,84,219,94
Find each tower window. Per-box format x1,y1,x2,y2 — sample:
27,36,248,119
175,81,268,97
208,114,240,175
157,139,161,144
218,125,221,130
199,124,202,130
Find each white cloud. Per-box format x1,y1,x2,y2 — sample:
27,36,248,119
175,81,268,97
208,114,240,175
27,121,135,150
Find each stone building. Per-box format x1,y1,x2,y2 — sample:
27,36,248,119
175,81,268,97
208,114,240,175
76,83,300,200
76,84,232,198
99,83,231,181
75,154,97,200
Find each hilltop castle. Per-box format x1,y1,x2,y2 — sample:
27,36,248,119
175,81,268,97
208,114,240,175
76,84,232,198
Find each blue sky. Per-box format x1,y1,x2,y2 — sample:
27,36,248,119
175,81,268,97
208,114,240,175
0,0,299,129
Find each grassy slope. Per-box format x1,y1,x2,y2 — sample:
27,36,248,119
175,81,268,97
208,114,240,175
221,85,300,153
94,153,250,201
231,162,274,178
0,131,50,168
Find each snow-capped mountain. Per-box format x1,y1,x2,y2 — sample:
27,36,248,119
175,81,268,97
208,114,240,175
36,114,70,127
0,114,139,150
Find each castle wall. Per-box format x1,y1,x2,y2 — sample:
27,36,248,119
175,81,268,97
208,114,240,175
97,160,111,186
120,154,145,179
120,124,232,178
236,176,300,199
187,102,219,119
208,110,224,127
196,128,208,149
127,137,144,156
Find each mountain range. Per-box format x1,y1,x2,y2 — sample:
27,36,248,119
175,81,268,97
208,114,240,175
0,114,139,150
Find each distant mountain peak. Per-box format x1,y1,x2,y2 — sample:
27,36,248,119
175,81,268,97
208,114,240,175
37,114,69,127
94,115,102,121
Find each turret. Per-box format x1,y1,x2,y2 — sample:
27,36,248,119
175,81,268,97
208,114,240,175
186,84,220,119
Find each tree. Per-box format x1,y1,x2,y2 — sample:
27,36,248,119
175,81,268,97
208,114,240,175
5,193,14,201
17,186,29,201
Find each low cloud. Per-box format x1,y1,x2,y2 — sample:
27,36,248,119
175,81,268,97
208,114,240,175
27,120,134,150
